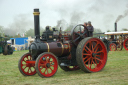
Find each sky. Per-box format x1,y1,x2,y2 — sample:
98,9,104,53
0,0,128,34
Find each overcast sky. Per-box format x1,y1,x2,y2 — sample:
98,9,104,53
0,0,128,32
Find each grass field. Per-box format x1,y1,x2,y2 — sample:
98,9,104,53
0,50,128,85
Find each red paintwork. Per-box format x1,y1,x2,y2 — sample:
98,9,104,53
82,38,107,72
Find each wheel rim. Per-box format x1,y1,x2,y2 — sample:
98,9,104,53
38,54,58,77
109,43,116,51
123,38,128,50
82,38,107,72
20,53,36,75
67,66,80,71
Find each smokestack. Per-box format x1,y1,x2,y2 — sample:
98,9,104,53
115,23,117,32
33,9,40,42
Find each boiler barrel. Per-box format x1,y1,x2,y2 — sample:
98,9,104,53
45,42,70,57
29,41,71,60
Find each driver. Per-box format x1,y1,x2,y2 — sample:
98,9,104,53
87,21,94,37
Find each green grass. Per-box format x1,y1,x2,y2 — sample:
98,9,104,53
0,50,128,85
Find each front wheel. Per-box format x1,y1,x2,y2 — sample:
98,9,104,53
18,53,36,76
35,52,58,78
76,37,107,73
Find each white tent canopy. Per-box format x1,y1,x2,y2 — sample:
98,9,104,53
105,31,128,35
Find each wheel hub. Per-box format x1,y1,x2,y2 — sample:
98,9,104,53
46,63,50,68
92,53,96,57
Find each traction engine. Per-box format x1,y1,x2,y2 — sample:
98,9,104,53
18,9,108,78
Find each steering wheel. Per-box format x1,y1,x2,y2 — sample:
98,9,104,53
71,24,88,46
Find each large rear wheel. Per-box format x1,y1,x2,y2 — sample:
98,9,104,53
76,37,107,73
35,52,58,78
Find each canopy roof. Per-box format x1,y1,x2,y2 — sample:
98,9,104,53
105,31,128,35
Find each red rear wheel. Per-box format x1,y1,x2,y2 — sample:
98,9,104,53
123,38,128,51
109,43,116,51
18,53,36,76
35,52,58,78
76,37,107,73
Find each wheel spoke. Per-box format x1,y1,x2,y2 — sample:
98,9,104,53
95,47,99,52
45,57,48,63
96,50,103,54
85,46,92,53
73,36,80,42
83,53,91,56
95,57,102,63
93,42,99,51
49,67,53,71
50,61,54,64
92,59,97,69
92,43,94,52
40,66,45,71
83,56,89,60
44,68,47,73
89,41,92,50
83,48,90,54
47,69,49,74
23,66,27,70
96,55,101,58
90,58,93,69
94,57,98,65
27,67,30,73
84,57,91,64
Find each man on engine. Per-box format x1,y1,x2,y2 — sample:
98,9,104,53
87,21,94,37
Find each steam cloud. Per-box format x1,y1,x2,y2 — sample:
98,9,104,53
55,11,85,31
4,14,33,36
115,6,128,22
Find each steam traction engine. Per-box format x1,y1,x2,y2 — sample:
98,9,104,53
18,9,108,78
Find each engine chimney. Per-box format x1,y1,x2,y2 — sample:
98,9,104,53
115,23,117,32
33,9,40,42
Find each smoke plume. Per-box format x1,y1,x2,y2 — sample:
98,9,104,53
55,11,85,31
4,14,33,36
115,6,128,22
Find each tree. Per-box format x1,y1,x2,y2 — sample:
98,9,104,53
107,30,111,32
121,28,128,31
93,28,102,33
